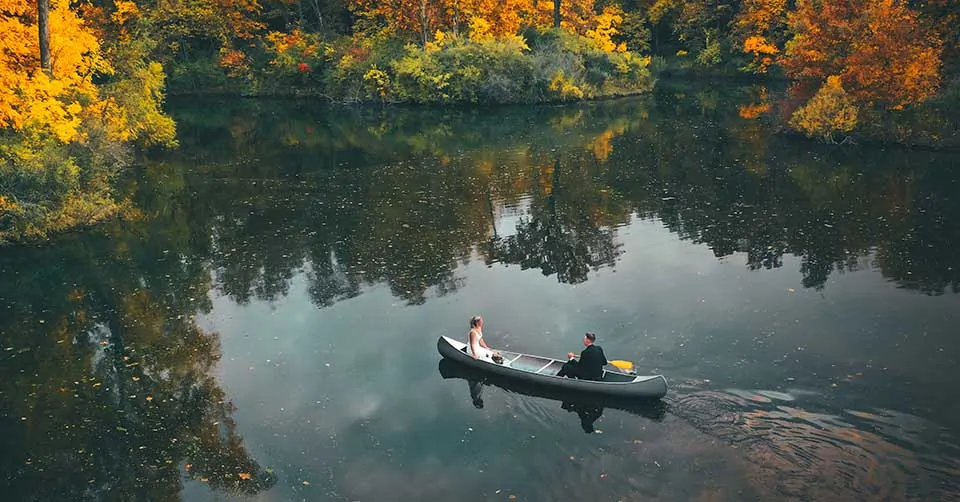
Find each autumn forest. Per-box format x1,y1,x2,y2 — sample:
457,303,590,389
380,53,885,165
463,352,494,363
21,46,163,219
1,0,959,244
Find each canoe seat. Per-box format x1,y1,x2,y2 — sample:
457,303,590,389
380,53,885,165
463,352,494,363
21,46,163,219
536,360,565,375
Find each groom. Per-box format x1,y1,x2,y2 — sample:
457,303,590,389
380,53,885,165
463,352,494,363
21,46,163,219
557,332,608,381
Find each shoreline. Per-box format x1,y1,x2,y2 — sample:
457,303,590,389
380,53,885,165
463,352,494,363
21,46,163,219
162,77,959,152
162,86,658,108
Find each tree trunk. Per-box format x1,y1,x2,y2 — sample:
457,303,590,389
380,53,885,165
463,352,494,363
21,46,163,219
453,0,459,38
420,0,429,46
38,0,51,74
553,0,561,28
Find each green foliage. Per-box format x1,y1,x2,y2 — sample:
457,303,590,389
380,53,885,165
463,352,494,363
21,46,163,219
324,29,653,104
101,62,178,148
0,134,120,245
389,37,537,103
165,58,235,94
617,11,652,53
326,32,407,102
695,29,722,67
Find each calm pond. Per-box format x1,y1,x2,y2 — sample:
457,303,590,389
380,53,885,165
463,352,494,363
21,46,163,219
2,82,960,501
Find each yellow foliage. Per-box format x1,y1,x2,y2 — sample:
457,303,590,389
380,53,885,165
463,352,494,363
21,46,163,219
549,71,585,100
0,0,111,142
468,16,494,42
789,75,859,143
615,53,651,75
111,0,140,25
363,67,391,97
586,6,626,53
0,196,16,213
425,30,449,52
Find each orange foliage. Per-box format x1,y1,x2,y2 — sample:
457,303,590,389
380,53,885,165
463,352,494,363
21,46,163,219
451,0,539,38
742,35,778,72
349,0,602,44
556,0,599,34
738,102,771,119
219,49,251,77
733,0,786,73
782,0,942,109
737,0,786,33
351,0,448,43
218,0,265,39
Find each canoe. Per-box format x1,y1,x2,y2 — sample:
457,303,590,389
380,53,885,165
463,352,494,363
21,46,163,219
436,335,668,399
438,358,668,421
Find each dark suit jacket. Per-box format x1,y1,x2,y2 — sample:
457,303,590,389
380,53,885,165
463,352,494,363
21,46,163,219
577,344,608,380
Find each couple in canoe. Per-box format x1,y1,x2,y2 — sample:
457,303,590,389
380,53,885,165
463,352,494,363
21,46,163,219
467,315,608,380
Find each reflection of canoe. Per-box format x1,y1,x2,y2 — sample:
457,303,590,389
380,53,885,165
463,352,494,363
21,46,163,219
438,358,668,422
436,336,668,399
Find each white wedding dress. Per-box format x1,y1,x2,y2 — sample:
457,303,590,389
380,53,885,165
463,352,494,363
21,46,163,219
467,329,495,362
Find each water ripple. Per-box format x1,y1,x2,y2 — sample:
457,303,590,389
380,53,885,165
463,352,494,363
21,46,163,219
669,389,960,501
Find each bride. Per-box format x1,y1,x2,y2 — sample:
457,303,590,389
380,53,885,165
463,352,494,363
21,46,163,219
467,315,501,363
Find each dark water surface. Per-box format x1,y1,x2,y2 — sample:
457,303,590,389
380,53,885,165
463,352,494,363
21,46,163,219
2,83,960,501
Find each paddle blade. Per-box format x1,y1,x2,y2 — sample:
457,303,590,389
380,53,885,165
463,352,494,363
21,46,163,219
610,360,633,371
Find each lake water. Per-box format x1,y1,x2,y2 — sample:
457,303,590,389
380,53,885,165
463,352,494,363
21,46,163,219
2,82,960,501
